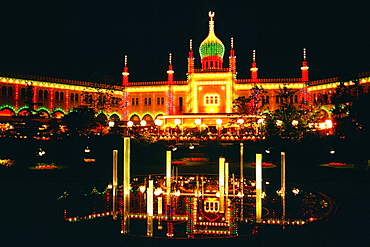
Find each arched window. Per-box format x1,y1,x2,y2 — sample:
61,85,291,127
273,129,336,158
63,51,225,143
161,97,164,105
144,98,147,105
210,96,214,104
214,96,218,104
294,95,298,103
275,95,280,103
148,98,151,105
2,86,7,96
210,61,213,68
8,87,13,97
75,93,78,102
266,95,270,104
44,90,48,99
39,90,43,99
179,97,183,112
21,88,26,98
70,93,74,101
132,98,135,105
157,97,160,105
60,92,64,101
206,96,209,104
136,98,139,105
55,91,59,100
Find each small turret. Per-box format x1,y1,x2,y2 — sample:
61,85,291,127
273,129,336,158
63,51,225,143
301,48,309,82
122,55,129,87
250,50,258,82
167,53,174,84
187,39,194,73
229,37,236,73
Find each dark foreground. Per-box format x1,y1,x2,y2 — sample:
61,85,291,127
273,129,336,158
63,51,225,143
1,137,370,246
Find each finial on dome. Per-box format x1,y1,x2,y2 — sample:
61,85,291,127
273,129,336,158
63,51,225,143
190,39,193,51
169,53,172,65
231,37,234,50
124,55,128,67
253,50,256,63
303,48,307,61
208,11,215,20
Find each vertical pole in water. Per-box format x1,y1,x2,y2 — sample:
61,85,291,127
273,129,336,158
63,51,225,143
256,153,262,223
219,157,225,213
166,150,171,206
123,137,130,234
166,150,173,237
281,151,286,226
158,196,163,230
112,150,118,220
225,162,229,221
239,142,244,221
147,179,154,237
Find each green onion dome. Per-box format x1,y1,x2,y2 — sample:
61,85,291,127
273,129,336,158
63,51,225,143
199,12,225,59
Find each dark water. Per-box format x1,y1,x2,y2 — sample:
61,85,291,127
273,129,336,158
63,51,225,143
1,140,370,246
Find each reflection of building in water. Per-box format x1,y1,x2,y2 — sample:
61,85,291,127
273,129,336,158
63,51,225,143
59,174,335,238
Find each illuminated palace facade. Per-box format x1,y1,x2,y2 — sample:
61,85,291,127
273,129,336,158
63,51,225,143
1,12,370,129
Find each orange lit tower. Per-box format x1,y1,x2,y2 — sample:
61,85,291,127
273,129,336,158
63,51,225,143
187,39,194,74
229,37,236,73
122,55,130,120
301,48,309,83
250,50,258,83
300,48,311,105
167,53,175,115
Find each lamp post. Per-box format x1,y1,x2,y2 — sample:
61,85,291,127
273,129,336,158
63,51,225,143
154,119,163,135
216,118,222,137
195,118,202,133
127,120,133,136
237,118,244,137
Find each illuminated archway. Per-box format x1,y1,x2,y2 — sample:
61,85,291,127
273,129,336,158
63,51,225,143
129,114,140,125
142,114,154,125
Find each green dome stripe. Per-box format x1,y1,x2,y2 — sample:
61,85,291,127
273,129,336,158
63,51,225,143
199,43,225,58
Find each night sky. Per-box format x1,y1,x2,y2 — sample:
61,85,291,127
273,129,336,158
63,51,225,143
1,0,370,83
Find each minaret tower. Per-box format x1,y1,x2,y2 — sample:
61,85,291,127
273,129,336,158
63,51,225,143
229,37,236,73
301,48,309,82
187,39,194,73
300,48,310,105
122,55,129,87
250,50,258,83
167,53,174,84
122,55,130,120
167,53,174,115
199,11,225,70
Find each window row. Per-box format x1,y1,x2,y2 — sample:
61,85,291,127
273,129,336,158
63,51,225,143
205,95,219,105
1,86,13,97
131,97,166,106
37,90,80,102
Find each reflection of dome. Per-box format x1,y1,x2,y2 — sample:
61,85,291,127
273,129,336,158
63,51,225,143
199,12,225,59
